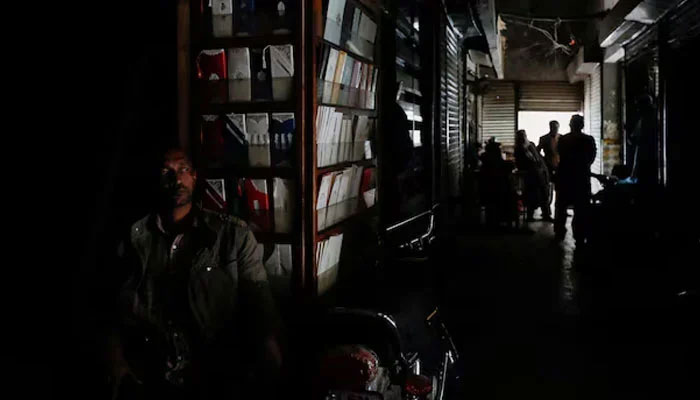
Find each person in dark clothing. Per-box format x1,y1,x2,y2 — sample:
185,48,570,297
479,138,516,228
385,80,420,219
390,81,415,172
537,120,561,211
515,130,552,222
554,115,597,244
628,94,658,187
466,142,482,171
464,142,483,223
537,121,561,175
106,149,283,400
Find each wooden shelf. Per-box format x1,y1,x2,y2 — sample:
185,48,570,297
202,166,296,179
318,37,376,66
318,103,377,115
188,0,310,297
199,101,296,114
253,231,296,244
317,159,376,176
306,0,383,296
195,34,295,49
316,206,377,242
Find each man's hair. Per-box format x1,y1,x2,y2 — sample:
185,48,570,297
160,147,195,168
570,114,584,130
549,120,560,129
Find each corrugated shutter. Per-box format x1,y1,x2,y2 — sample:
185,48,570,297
590,65,603,174
481,81,516,146
445,22,462,197
624,25,658,64
666,0,700,48
584,76,591,143
518,82,583,112
439,15,448,199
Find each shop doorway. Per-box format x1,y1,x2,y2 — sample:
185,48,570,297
517,110,603,207
517,111,579,143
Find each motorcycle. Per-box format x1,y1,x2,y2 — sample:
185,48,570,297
309,307,459,400
587,171,699,314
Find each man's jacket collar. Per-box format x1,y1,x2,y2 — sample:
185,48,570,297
142,207,219,248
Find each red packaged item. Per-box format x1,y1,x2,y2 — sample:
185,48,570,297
200,115,225,167
244,179,271,231
197,49,227,80
360,167,376,194
196,49,228,103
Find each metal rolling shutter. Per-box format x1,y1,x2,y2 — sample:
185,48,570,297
518,82,583,112
445,22,462,197
590,64,603,174
584,76,591,144
438,15,448,200
481,81,516,146
625,25,658,64
666,0,700,47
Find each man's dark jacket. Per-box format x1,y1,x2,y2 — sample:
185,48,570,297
111,208,279,367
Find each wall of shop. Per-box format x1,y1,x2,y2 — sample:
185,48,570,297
602,63,621,174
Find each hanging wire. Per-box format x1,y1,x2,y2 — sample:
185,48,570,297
499,11,607,23
501,15,573,56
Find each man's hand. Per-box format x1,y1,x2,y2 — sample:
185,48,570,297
263,335,283,371
108,357,141,400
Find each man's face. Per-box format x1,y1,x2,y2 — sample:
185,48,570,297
160,150,196,207
551,123,560,134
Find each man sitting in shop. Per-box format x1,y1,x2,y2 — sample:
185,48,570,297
479,137,517,229
554,115,597,245
105,148,283,400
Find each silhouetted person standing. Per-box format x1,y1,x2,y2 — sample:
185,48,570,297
537,120,561,175
554,115,597,244
537,120,561,212
515,130,551,222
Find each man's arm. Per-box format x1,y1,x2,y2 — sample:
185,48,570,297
587,136,597,167
234,226,283,369
106,240,142,398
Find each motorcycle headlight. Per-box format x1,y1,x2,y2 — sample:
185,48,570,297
404,373,433,399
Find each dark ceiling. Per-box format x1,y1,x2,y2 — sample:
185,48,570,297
445,0,606,37
445,0,479,37
497,0,596,19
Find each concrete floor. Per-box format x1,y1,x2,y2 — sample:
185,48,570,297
382,212,698,399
